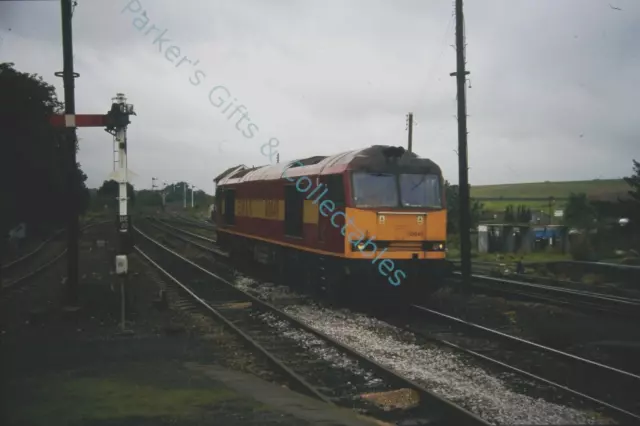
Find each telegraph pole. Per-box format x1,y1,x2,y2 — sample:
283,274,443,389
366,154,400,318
191,185,195,208
58,0,79,306
406,113,413,153
451,0,472,286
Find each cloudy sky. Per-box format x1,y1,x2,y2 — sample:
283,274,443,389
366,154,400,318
1,0,638,192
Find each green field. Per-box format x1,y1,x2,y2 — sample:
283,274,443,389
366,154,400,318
470,179,631,212
471,179,629,200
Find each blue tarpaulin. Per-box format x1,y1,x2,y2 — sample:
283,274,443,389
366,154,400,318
534,228,560,239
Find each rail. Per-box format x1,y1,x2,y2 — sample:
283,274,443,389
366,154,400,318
133,223,490,425
145,216,640,422
1,228,65,270
453,272,640,316
2,220,110,291
450,257,640,271
410,304,640,422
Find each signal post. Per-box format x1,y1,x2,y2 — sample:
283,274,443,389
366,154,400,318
50,93,136,332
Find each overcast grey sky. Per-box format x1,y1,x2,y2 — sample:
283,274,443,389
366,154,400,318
1,0,638,192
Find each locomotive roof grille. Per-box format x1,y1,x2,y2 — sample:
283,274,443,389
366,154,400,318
382,146,406,160
213,164,248,183
289,155,328,167
231,166,261,178
214,145,442,186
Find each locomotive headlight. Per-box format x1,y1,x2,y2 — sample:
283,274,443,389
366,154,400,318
357,243,365,250
432,243,445,251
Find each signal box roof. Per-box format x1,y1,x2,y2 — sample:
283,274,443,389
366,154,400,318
215,145,442,186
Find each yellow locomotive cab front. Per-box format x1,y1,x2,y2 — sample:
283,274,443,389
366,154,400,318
344,208,447,261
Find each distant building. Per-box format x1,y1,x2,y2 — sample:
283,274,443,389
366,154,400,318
477,223,568,254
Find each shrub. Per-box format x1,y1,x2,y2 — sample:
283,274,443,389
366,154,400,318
570,234,596,261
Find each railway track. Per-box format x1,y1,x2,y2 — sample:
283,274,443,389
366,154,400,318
145,217,640,424
133,223,489,426
1,220,109,292
451,272,640,317
152,216,216,242
451,258,640,271
387,304,640,423
2,231,68,292
452,258,640,297
1,228,64,268
151,216,640,317
466,263,638,295
165,214,216,230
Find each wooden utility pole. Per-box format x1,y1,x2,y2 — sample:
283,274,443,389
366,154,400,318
57,0,79,306
450,0,472,286
406,113,414,153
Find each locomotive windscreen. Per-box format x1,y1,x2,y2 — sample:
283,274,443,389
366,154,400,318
352,172,399,208
399,174,442,208
351,172,442,209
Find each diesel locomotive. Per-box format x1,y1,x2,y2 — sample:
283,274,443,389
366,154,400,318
213,145,450,299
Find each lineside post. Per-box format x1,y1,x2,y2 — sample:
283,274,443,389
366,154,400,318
183,182,187,209
406,112,413,153
57,0,80,307
451,0,472,287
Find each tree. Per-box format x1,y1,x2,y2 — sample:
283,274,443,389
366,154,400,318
135,189,163,208
444,180,483,234
623,159,640,221
0,62,89,240
620,160,640,250
504,205,515,223
156,182,213,207
563,192,596,230
471,199,484,230
445,181,459,234
516,205,532,223
624,160,640,201
96,180,136,209
161,182,189,204
562,193,598,260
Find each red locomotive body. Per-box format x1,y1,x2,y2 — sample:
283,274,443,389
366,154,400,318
214,145,450,299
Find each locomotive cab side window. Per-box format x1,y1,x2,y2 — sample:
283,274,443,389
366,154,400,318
284,185,303,237
326,175,345,206
224,189,236,225
215,188,223,215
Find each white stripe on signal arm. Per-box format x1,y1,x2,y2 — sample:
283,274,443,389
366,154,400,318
65,114,76,127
